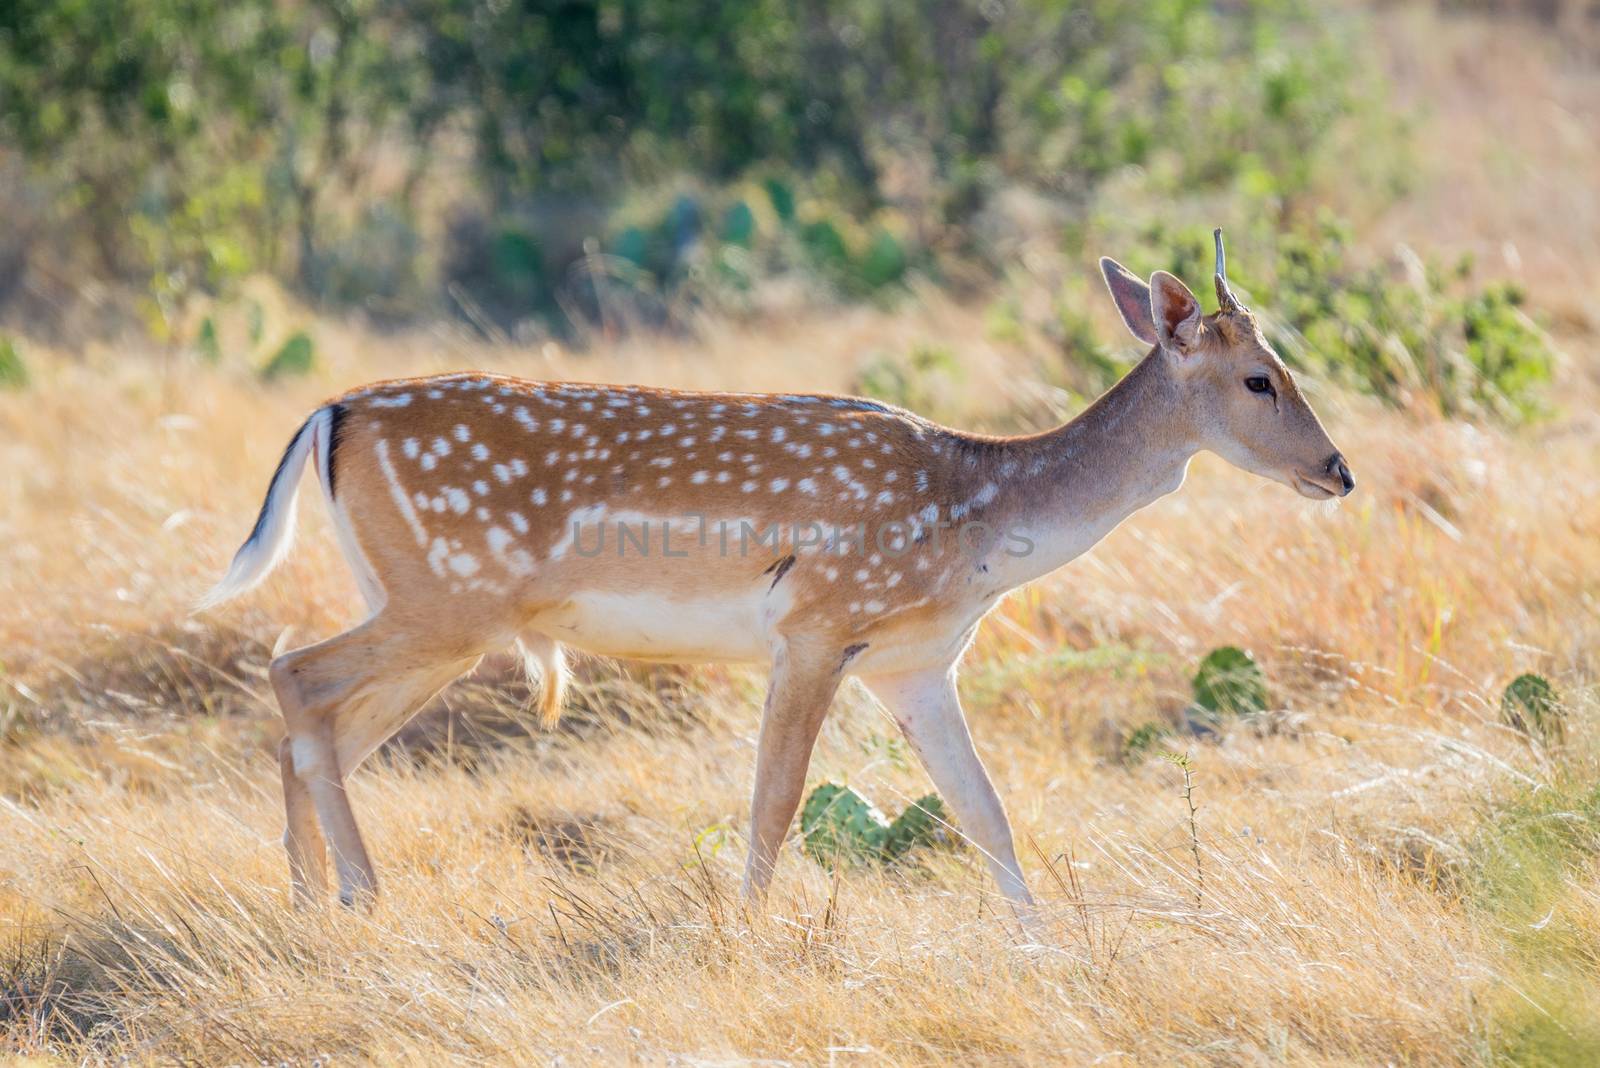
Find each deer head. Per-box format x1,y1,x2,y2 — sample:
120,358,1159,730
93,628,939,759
1099,230,1354,499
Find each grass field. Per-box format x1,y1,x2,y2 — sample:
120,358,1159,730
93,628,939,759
4,8,1600,1066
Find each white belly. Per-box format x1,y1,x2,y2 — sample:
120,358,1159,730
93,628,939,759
538,589,772,663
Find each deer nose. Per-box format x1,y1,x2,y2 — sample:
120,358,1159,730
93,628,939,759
1326,453,1355,496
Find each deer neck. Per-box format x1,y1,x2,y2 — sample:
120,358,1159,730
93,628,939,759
979,351,1199,589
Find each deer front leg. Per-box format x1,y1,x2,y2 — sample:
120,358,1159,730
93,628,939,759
860,665,1036,920
742,641,846,903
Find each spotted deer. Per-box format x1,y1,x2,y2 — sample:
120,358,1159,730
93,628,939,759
202,231,1353,914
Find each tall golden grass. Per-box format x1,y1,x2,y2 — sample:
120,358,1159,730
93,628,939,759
3,6,1600,1065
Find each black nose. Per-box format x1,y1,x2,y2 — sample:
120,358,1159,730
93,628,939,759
1327,453,1355,496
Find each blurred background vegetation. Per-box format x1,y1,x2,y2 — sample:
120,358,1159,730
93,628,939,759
0,0,1567,418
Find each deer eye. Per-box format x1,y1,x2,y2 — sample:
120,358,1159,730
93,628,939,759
1245,376,1274,396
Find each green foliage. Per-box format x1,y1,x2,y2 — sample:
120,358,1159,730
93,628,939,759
1049,287,1132,396
1467,777,1600,1062
259,331,314,381
799,783,954,868
196,316,221,364
0,336,28,390
1107,216,1554,421
1,0,1382,335
246,301,265,347
1192,646,1269,724
1501,673,1564,745
1267,218,1554,421
854,344,960,413
1122,722,1173,765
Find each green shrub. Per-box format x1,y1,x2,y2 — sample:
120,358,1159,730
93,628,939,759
721,200,756,247
259,332,315,381
196,316,221,364
1113,217,1554,421
1,0,1379,334
855,344,960,413
0,336,28,390
1271,218,1553,421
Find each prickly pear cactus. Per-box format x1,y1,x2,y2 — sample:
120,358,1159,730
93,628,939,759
1502,673,1563,744
800,784,955,867
1192,646,1269,722
884,794,951,857
800,783,892,866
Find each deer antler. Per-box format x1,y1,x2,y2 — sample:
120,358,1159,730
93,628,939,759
1213,227,1242,313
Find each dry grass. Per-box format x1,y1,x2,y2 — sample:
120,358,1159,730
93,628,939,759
5,6,1600,1065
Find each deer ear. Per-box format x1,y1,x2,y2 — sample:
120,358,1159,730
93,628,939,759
1099,257,1157,345
1149,270,1203,355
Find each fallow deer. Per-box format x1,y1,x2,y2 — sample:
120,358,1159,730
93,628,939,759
202,231,1353,914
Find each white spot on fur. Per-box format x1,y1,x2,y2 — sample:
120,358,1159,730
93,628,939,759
427,537,450,576
374,440,429,547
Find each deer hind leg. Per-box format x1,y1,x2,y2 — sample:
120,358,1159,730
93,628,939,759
278,735,326,906
742,640,847,903
269,617,479,906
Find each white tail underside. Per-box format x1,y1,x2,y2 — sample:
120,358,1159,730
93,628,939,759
195,408,329,612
